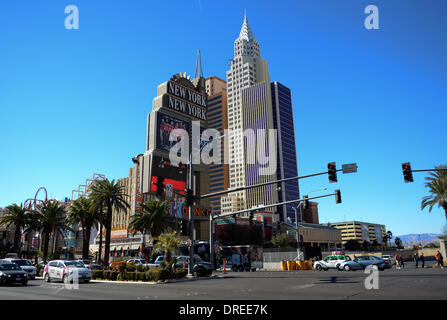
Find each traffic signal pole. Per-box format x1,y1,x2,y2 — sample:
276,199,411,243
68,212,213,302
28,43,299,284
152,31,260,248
197,169,344,201
214,192,340,219
188,152,194,277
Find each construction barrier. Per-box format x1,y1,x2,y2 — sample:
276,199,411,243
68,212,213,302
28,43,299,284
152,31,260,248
287,261,296,271
280,260,314,271
306,261,313,270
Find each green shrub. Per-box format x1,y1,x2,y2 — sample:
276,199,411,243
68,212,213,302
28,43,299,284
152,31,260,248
111,259,125,271
110,271,119,281
135,272,146,281
126,262,136,272
147,267,170,281
175,268,187,280
136,264,145,272
103,270,111,280
91,270,103,280
126,272,136,281
118,261,127,273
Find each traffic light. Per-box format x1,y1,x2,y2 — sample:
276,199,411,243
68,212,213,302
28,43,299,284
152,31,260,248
180,220,188,236
185,188,194,206
328,162,337,183
155,177,165,196
335,189,342,204
402,162,414,183
302,195,309,210
249,211,255,225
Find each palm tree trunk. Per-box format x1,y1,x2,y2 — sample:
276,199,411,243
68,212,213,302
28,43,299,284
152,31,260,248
98,204,103,265
43,233,50,262
52,227,57,258
83,225,91,260
104,202,113,267
13,227,21,253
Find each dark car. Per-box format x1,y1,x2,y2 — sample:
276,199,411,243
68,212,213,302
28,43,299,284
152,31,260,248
2,259,37,279
0,262,28,286
175,255,213,274
89,264,103,270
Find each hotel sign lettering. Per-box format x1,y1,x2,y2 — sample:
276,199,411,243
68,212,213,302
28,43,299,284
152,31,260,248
162,81,207,121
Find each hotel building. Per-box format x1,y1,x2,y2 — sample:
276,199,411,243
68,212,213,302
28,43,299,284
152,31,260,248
221,14,300,223
206,76,229,215
328,221,386,245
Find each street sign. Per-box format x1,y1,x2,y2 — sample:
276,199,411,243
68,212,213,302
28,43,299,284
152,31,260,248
342,163,358,174
166,183,173,197
216,218,235,225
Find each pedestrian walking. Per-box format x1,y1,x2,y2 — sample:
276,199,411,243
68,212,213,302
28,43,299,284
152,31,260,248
395,254,400,270
436,251,444,269
399,256,405,268
414,252,419,268
420,253,425,268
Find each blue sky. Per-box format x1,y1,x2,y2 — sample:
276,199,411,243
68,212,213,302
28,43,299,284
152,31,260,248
0,0,446,236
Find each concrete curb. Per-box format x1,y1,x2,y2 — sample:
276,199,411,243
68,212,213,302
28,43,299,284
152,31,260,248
34,275,229,284
90,275,226,284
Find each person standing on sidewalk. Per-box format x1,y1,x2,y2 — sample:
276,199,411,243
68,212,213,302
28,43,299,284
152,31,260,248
414,252,419,268
420,253,425,268
399,256,405,268
395,254,400,270
436,251,444,269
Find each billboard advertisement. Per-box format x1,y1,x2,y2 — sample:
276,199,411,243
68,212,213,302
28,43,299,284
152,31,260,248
151,155,187,197
361,224,370,242
156,112,189,153
374,226,383,244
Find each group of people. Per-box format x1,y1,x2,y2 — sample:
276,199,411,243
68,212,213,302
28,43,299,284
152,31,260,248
394,251,444,269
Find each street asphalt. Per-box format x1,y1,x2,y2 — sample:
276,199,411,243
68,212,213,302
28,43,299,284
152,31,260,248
0,266,446,300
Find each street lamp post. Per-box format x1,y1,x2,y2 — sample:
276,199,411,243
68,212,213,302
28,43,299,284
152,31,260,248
292,204,302,260
292,188,327,261
187,134,227,276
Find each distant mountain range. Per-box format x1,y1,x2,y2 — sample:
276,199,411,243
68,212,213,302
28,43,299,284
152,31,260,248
392,233,443,246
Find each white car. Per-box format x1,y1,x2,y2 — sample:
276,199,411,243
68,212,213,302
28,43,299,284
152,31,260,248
313,255,352,271
43,260,91,283
381,255,395,265
126,258,148,265
1,259,37,279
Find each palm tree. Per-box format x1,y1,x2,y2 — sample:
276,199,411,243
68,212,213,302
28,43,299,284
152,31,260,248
89,179,129,267
67,197,104,259
384,230,393,248
128,200,175,249
152,232,181,264
35,200,71,262
394,237,403,249
421,165,447,222
0,204,28,254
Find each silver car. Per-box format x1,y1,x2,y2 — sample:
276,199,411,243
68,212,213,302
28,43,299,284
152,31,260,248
43,260,92,283
338,255,388,271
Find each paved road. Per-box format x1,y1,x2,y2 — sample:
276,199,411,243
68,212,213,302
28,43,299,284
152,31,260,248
1,267,446,300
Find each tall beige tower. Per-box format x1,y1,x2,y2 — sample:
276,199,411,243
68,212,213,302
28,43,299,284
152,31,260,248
221,13,272,215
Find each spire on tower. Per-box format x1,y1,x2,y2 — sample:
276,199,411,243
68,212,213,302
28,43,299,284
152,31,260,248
194,49,204,79
239,11,254,41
